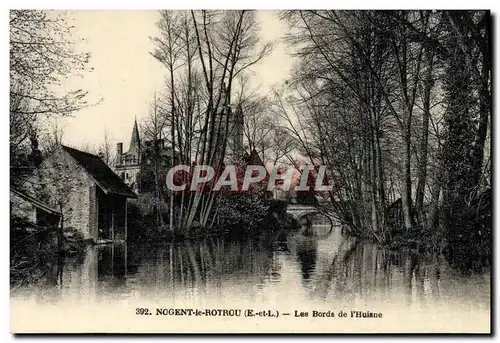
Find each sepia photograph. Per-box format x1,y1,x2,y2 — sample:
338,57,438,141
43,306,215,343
9,9,492,334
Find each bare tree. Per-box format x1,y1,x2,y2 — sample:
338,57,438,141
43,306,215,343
10,10,93,166
278,9,491,262
97,128,114,166
268,126,298,166
151,10,273,232
141,94,169,228
43,119,65,155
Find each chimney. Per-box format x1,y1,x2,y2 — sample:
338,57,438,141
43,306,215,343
116,143,123,165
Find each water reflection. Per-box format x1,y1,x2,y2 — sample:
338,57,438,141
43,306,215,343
294,237,317,282
11,227,490,312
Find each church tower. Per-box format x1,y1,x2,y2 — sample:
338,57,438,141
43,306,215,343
114,118,142,193
128,118,141,157
226,103,244,161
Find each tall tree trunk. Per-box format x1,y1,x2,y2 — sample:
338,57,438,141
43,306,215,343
370,129,381,239
428,167,442,230
169,65,176,233
470,46,490,191
415,50,434,226
401,112,413,230
154,167,165,228
375,129,386,228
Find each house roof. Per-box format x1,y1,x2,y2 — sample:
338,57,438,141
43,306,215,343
10,187,61,216
62,145,137,198
245,149,265,166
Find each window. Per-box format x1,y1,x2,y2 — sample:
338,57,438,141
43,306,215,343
120,172,125,179
126,173,129,179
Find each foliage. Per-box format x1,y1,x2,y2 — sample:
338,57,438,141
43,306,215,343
125,197,173,243
216,192,270,234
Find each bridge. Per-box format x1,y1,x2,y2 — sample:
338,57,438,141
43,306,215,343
286,204,337,235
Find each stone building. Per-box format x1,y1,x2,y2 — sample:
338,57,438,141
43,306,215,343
114,119,176,194
17,145,137,243
114,119,143,193
114,106,245,194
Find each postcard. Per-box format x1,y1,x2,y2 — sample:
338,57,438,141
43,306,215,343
9,9,491,334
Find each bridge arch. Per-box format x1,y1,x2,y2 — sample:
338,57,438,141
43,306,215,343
286,204,336,236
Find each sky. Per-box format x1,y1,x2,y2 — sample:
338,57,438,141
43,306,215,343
57,10,294,152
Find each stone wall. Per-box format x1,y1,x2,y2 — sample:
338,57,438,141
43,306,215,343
114,165,141,193
21,149,94,240
89,184,98,240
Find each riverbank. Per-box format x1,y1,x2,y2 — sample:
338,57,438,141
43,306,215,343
10,217,90,287
385,225,491,273
127,199,300,245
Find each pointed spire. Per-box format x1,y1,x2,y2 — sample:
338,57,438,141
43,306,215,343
128,117,140,153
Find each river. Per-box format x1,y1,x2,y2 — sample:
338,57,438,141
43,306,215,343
10,225,491,333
